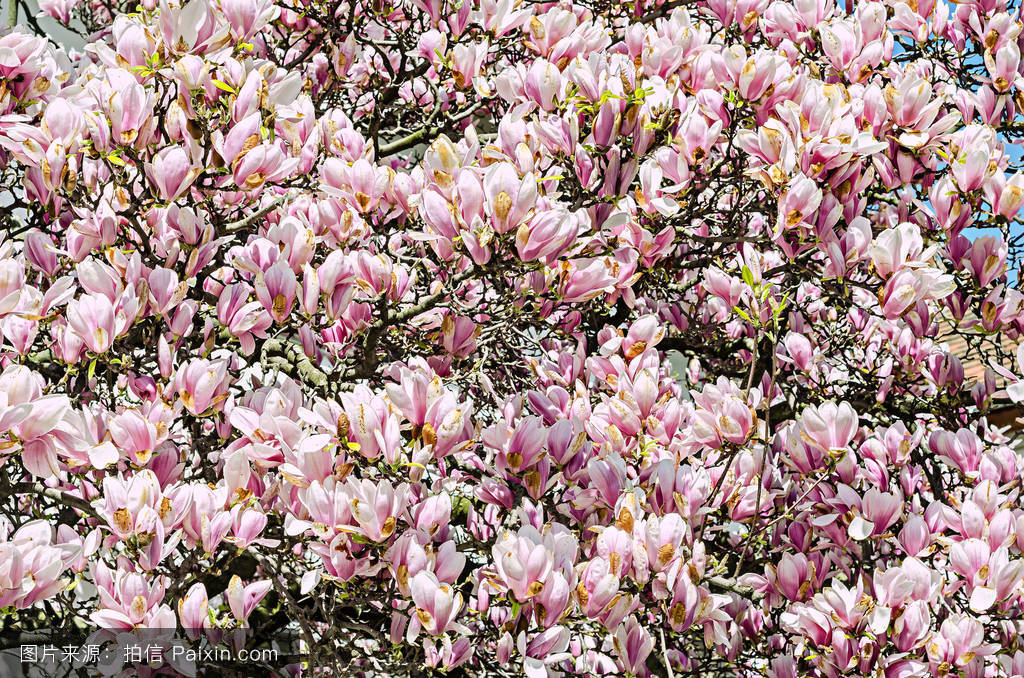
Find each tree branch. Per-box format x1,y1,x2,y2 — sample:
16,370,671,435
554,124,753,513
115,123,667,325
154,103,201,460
224,195,290,235
9,482,99,519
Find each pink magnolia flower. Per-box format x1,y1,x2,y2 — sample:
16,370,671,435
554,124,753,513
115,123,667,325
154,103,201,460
174,358,230,416
346,478,410,542
228,506,269,549
767,552,815,602
233,143,298,190
148,267,187,316
612,617,654,675
66,293,117,354
407,570,466,638
217,282,272,354
107,408,165,465
254,260,298,323
38,0,81,23
178,582,210,639
990,171,1024,218
848,489,903,541
484,162,537,234
925,614,999,675
0,520,73,609
422,635,474,671
218,0,279,41
340,386,402,462
91,562,176,629
15,394,72,478
226,575,272,624
492,526,554,602
518,626,574,677
691,377,757,448
492,523,576,604
929,429,983,477
147,146,198,201
964,235,1007,288
797,401,858,458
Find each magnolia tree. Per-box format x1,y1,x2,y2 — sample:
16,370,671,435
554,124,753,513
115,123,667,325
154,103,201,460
3,0,1024,674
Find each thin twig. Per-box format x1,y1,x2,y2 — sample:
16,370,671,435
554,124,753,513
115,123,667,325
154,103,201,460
249,549,322,671
659,627,675,678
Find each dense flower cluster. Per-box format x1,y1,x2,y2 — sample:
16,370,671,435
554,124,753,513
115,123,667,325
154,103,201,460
2,0,1024,674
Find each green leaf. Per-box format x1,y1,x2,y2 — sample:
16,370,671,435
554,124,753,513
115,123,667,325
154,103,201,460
774,293,791,321
598,90,625,105
741,265,754,287
88,359,97,381
211,79,237,94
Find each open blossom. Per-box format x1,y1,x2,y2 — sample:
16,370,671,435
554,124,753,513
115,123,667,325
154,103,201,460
174,358,231,415
347,478,410,542
407,570,466,638
612,616,654,675
798,401,858,457
491,526,555,602
0,521,77,609
66,293,117,353
848,489,903,541
217,282,272,354
91,562,176,629
691,377,757,448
